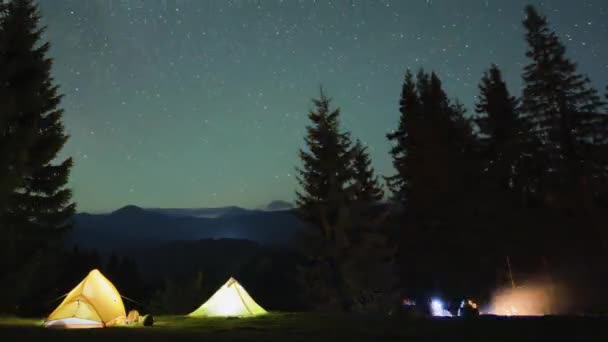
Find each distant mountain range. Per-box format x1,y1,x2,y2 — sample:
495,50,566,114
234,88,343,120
67,202,303,255
138,201,294,218
146,206,252,218
261,200,294,211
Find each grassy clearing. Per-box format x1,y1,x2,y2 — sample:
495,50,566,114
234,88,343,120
0,316,45,327
1,313,607,341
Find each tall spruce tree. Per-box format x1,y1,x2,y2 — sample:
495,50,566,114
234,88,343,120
522,5,604,208
474,64,540,203
296,88,353,244
387,69,482,297
0,0,24,220
351,139,383,204
296,88,354,310
296,89,397,312
0,0,74,312
386,70,418,206
388,69,475,220
475,65,520,191
473,64,547,285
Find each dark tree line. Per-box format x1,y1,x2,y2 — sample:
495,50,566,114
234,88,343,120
296,5,608,312
0,0,74,314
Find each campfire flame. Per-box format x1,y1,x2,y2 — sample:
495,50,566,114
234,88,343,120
489,284,555,316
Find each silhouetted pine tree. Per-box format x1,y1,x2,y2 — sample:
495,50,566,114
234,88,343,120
475,64,541,206
386,71,428,293
475,65,522,192
0,0,75,313
296,88,355,311
522,5,604,209
351,139,383,204
296,87,354,245
387,69,481,298
386,70,418,206
520,6,608,285
296,89,397,312
473,64,548,290
0,0,29,274
398,69,476,221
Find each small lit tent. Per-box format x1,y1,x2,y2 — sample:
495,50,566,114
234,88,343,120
44,269,126,328
189,277,267,317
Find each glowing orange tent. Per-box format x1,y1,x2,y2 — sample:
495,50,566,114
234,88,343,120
44,269,126,328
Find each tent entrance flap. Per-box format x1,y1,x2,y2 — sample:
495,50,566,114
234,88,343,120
44,318,104,329
47,297,103,323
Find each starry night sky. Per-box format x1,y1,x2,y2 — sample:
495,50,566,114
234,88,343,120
36,0,608,213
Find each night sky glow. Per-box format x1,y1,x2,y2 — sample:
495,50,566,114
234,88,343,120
37,0,608,212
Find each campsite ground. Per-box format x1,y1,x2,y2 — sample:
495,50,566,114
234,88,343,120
1,313,607,341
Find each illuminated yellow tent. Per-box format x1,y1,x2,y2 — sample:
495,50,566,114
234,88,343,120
189,277,267,317
44,269,126,328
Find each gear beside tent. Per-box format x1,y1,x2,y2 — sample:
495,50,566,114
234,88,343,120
189,277,267,317
44,269,127,328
